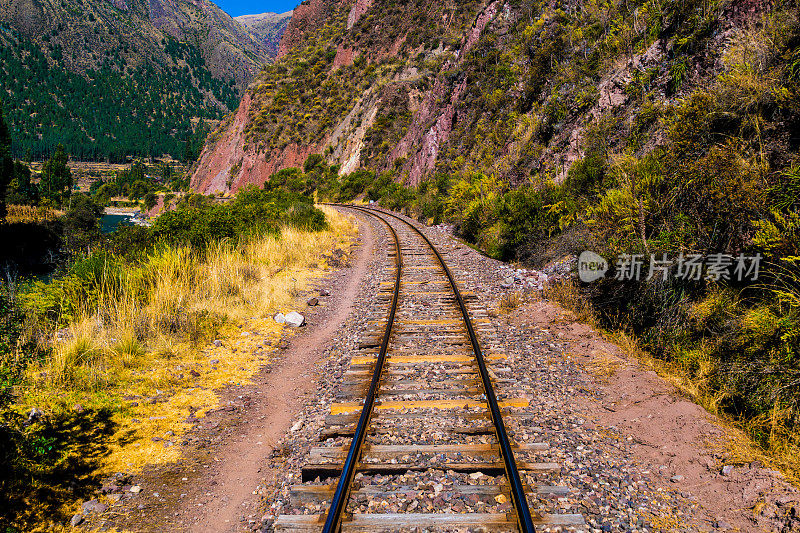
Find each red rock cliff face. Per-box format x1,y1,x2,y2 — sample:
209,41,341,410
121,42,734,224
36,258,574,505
190,0,501,195
190,93,251,195
189,93,324,194
346,0,373,29
389,1,499,186
191,0,363,194
278,0,372,59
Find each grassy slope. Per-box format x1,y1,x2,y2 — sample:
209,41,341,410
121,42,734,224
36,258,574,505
2,206,355,530
236,11,293,58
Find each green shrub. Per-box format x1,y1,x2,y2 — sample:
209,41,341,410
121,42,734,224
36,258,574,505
338,169,374,201
285,202,327,231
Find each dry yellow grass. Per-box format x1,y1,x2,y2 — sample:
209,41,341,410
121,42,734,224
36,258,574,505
20,205,357,474
6,204,61,223
712,408,800,485
585,351,625,382
543,278,598,326
497,291,522,314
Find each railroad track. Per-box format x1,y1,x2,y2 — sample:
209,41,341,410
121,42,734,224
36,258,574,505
274,206,585,532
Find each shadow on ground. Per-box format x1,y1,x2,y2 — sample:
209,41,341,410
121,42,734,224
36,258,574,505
0,406,117,531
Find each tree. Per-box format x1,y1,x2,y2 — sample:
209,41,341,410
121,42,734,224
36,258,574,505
5,162,39,206
128,180,150,200
159,162,172,182
143,192,158,211
0,101,12,221
130,161,145,182
63,194,101,253
92,183,116,207
40,144,73,205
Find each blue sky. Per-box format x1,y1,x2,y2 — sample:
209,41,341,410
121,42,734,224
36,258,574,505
216,0,298,17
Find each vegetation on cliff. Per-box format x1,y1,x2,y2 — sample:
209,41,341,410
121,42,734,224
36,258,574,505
236,11,293,58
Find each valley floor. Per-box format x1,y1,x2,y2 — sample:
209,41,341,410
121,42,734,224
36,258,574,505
85,210,800,533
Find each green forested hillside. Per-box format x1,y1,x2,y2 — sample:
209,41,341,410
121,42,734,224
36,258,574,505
0,0,276,161
0,24,222,161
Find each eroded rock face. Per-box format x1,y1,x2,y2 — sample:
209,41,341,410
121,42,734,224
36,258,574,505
191,0,502,194
332,44,356,68
190,92,324,194
346,0,374,29
189,108,328,194
192,0,768,195
388,1,500,186
189,93,254,194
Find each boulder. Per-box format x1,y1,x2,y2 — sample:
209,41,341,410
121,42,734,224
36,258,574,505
273,312,286,324
82,499,108,514
284,312,305,327
27,408,43,424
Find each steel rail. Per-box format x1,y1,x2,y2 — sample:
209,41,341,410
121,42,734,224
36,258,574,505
321,206,402,533
361,206,536,533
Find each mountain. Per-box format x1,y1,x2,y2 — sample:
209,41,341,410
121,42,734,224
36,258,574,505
236,11,293,58
0,0,272,161
190,0,490,193
190,0,799,193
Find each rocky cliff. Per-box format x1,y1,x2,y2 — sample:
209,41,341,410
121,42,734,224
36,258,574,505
190,0,796,194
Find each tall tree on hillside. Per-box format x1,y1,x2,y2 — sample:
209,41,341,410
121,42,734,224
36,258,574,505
40,144,73,205
159,162,172,182
0,101,13,221
63,194,101,253
6,162,39,206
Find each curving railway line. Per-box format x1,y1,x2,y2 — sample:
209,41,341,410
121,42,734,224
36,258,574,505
274,206,585,532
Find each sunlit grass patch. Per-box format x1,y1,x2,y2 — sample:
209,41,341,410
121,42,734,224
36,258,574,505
497,291,523,314
6,204,61,223
585,351,625,382
110,334,146,369
543,278,598,327
16,206,357,480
